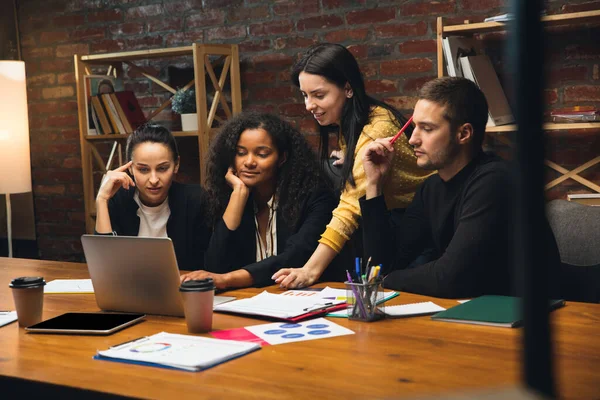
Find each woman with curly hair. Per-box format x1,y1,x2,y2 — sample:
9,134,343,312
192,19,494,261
180,111,344,289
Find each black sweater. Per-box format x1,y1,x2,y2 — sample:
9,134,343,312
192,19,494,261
205,188,347,286
104,182,211,271
361,152,517,298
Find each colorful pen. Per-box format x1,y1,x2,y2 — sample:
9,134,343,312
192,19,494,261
389,115,414,145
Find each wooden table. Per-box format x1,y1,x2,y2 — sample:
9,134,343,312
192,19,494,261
1,257,598,399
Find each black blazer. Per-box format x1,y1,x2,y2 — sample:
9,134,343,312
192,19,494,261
204,188,347,286
103,182,211,271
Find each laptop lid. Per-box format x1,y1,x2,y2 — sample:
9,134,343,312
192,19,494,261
81,235,184,317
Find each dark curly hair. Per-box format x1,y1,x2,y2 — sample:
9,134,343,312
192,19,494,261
205,111,327,229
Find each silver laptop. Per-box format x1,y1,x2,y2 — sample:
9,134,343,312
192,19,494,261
81,235,234,317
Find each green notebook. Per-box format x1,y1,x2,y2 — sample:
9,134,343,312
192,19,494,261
431,295,565,328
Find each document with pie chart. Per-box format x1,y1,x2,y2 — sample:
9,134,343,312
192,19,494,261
222,318,355,346
95,332,260,371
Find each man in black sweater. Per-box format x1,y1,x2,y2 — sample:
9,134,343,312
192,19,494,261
360,77,559,298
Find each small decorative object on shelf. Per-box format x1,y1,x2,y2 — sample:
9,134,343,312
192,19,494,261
171,88,198,131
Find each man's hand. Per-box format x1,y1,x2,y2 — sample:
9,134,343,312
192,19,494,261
363,138,395,199
180,270,229,290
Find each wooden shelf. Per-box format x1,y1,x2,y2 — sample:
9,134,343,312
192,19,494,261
487,122,600,133
85,134,128,141
443,10,600,35
438,11,600,194
84,129,219,141
81,46,193,64
75,43,242,233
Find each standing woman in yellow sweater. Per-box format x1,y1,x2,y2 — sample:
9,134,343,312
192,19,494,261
273,43,431,288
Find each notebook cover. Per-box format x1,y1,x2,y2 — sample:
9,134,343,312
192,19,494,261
93,345,261,372
431,295,565,328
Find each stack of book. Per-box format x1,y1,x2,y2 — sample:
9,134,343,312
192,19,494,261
84,75,146,135
442,37,514,127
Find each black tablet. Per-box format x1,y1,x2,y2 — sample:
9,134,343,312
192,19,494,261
25,312,145,335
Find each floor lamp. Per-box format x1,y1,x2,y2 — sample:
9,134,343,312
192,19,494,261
0,61,32,258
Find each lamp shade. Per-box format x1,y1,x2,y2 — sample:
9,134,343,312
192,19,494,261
0,61,32,194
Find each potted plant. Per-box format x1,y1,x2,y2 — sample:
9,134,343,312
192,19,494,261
171,88,197,131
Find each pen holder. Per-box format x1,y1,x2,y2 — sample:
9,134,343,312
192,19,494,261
345,277,385,322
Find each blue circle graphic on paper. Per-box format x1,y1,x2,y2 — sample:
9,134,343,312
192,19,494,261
264,329,287,335
308,330,330,335
282,333,304,339
280,323,302,329
306,324,328,329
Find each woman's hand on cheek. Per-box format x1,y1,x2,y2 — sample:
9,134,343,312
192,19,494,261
225,167,248,192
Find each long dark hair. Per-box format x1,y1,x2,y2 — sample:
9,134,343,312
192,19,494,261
205,111,327,229
291,43,411,187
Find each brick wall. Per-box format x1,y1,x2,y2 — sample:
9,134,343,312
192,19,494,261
17,0,600,261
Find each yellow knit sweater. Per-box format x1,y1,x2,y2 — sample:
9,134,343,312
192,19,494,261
319,106,432,253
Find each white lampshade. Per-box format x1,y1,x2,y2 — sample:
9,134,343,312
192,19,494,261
0,61,32,194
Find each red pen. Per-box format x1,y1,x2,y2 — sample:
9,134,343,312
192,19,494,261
389,115,414,145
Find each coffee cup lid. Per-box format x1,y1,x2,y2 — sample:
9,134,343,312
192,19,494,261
179,278,215,292
9,276,46,289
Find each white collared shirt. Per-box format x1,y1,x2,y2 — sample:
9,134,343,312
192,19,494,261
134,191,170,238
254,196,278,262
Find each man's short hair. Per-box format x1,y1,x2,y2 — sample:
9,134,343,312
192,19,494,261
418,77,489,150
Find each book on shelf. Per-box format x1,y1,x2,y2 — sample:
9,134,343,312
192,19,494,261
90,96,113,134
84,74,124,135
84,75,113,135
110,93,133,133
442,36,483,77
550,109,600,123
113,91,146,131
483,11,545,23
101,93,126,134
431,295,565,328
459,55,515,126
89,104,102,134
484,13,514,23
567,193,600,206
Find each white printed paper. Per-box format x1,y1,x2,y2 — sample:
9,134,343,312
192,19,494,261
383,302,446,317
214,291,345,319
0,311,18,328
45,279,94,294
244,317,354,345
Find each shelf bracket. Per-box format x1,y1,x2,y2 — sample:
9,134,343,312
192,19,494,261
124,61,177,94
545,157,600,192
